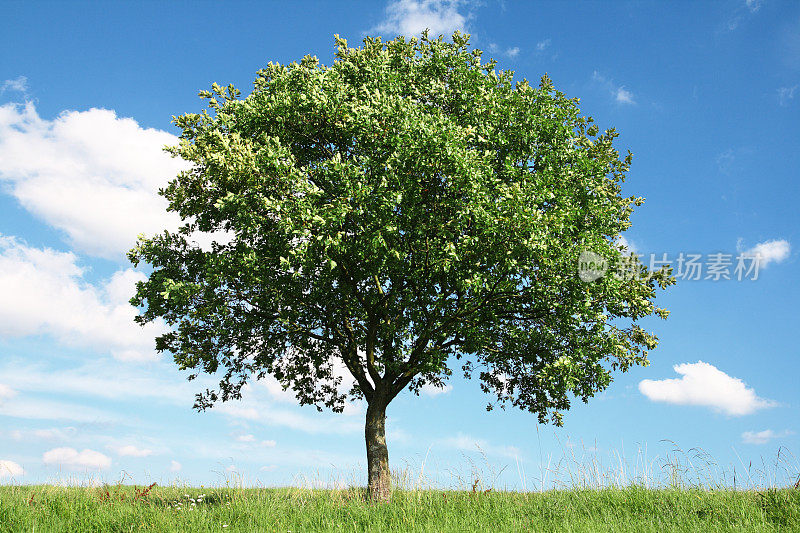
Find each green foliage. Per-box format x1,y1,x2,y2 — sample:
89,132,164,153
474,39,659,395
759,488,800,527
129,32,674,423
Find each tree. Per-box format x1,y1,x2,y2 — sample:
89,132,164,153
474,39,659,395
129,32,674,500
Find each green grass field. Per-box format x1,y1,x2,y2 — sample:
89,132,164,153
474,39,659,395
1,484,799,532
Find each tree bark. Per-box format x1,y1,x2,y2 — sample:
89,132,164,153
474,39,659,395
365,397,391,501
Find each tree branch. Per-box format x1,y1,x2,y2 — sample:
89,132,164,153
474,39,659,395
337,319,375,400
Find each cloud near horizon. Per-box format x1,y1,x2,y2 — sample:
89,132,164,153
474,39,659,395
741,429,793,445
639,361,776,416
0,460,24,479
42,447,112,471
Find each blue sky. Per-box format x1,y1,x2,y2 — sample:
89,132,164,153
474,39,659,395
0,0,798,488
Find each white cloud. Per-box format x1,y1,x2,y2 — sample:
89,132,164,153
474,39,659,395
738,239,791,268
0,102,187,258
487,43,520,59
236,435,277,447
745,0,761,13
0,383,16,402
615,87,635,105
169,460,182,472
0,460,24,479
592,71,636,105
639,361,776,416
0,235,168,361
113,445,154,457
536,39,551,52
1,76,27,94
725,0,762,31
421,383,453,396
370,0,472,37
716,148,737,173
741,429,793,445
42,447,112,471
778,85,797,106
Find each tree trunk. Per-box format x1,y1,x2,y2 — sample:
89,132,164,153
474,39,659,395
365,398,391,501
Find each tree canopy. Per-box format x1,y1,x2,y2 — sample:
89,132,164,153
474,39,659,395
129,31,674,498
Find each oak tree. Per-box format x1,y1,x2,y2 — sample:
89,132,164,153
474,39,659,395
129,32,674,500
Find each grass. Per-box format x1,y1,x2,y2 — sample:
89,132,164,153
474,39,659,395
1,483,799,532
